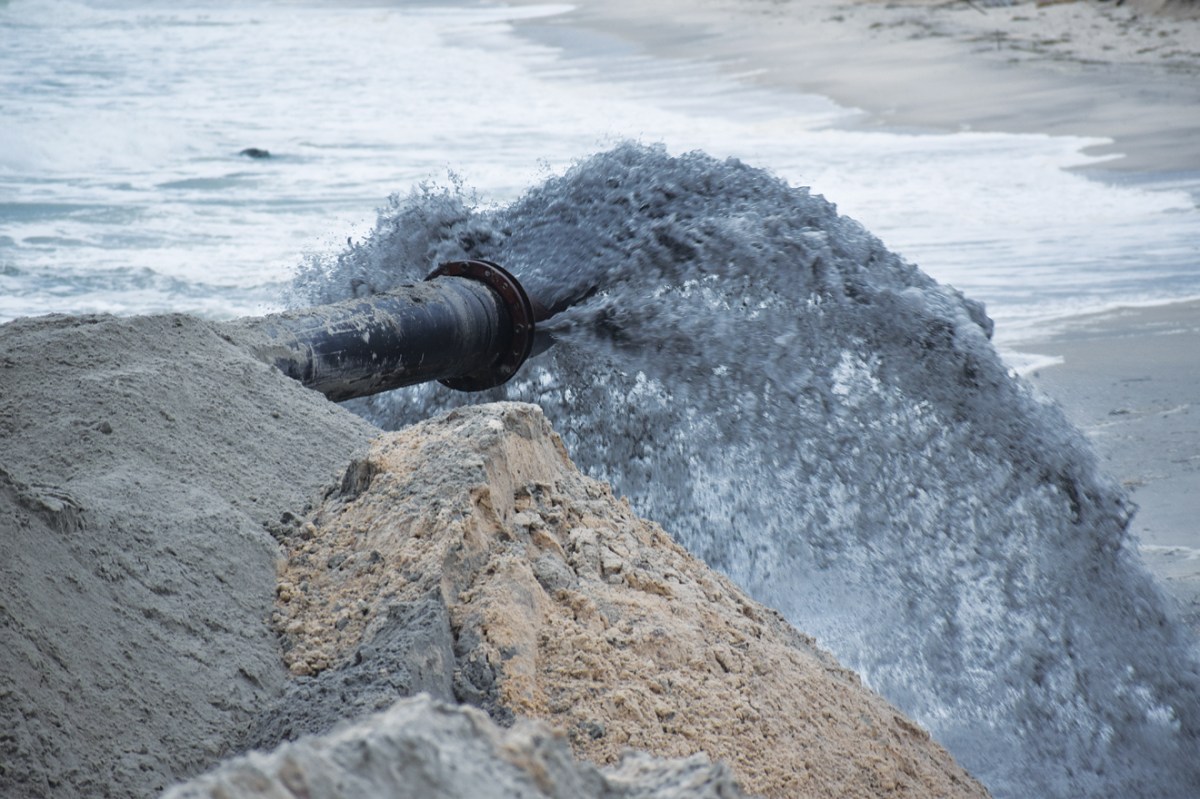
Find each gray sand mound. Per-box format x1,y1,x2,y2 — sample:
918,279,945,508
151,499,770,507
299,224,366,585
0,313,376,797
265,402,987,799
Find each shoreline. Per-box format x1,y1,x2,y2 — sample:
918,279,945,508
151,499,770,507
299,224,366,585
505,0,1200,177
1021,299,1200,632
501,0,1200,623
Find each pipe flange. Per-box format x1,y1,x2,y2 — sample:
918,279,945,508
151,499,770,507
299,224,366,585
426,259,535,391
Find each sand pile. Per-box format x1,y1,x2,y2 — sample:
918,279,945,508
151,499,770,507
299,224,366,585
0,314,727,799
0,313,378,797
0,313,986,797
266,402,988,799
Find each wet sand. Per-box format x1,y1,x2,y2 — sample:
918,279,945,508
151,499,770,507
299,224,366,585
1021,300,1200,632
508,0,1200,176
503,0,1200,622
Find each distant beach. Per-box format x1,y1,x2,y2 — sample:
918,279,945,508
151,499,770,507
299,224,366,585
505,0,1200,174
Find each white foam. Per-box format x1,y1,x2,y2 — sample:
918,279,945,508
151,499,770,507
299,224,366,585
1141,544,1200,561
1001,350,1065,376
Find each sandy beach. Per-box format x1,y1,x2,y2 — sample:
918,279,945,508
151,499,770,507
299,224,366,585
1022,301,1200,631
505,0,1200,627
509,0,1200,175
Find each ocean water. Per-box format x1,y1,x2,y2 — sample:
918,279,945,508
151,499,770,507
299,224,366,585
5,1,1200,797
2,0,1198,351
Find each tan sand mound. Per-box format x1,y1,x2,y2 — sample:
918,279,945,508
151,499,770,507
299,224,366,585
275,402,988,799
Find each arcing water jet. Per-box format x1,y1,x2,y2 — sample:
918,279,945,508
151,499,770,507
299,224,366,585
288,144,1200,799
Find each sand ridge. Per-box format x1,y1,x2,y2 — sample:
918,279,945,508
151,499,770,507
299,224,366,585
274,402,989,799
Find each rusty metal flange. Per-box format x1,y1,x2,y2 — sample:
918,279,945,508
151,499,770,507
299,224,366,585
426,259,535,391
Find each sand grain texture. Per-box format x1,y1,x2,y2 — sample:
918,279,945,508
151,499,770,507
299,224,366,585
167,694,750,799
0,313,377,798
275,402,988,799
506,0,1200,173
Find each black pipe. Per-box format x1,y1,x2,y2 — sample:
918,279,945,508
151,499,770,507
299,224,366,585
222,260,535,401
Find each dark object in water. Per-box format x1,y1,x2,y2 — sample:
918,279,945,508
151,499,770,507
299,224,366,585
223,260,536,401
239,147,271,159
